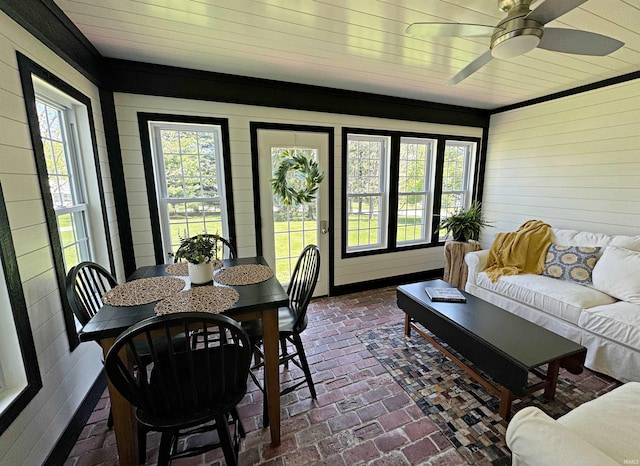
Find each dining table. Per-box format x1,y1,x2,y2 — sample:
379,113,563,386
78,256,289,465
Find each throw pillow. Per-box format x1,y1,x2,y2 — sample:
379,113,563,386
541,244,601,284
592,246,640,304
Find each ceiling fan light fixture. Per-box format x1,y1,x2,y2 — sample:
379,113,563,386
491,33,540,58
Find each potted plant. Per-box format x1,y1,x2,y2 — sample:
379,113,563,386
439,201,492,242
173,234,219,284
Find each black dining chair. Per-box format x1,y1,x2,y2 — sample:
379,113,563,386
243,244,320,427
65,261,183,463
179,233,239,349
66,261,118,326
65,262,119,425
104,312,252,466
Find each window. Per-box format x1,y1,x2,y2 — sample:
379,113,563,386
397,137,435,245
149,122,230,259
0,183,42,435
35,96,92,269
438,140,477,241
19,53,114,350
346,135,389,251
343,129,478,256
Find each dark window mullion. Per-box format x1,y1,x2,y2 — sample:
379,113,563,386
431,137,446,245
388,135,400,250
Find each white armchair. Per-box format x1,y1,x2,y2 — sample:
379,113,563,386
506,382,640,466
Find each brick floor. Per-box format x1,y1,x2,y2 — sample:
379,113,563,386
65,287,468,465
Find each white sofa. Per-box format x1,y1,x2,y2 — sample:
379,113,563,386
465,228,640,382
506,381,640,465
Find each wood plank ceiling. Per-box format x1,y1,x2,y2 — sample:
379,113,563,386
54,0,640,110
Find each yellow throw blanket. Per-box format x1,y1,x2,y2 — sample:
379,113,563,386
485,220,552,282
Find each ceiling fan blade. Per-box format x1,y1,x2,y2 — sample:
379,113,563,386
526,0,588,25
406,22,495,38
539,28,624,56
447,50,494,86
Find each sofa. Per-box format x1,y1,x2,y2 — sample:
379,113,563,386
506,381,640,465
465,228,640,382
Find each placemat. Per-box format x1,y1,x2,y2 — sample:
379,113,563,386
102,277,186,306
214,264,274,285
166,260,223,276
154,286,240,315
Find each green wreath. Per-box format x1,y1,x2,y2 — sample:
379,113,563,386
271,153,325,206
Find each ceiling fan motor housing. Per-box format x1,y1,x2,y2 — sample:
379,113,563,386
491,0,543,59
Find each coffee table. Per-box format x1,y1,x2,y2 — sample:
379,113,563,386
397,279,587,419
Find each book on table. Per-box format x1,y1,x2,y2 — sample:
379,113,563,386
424,287,466,303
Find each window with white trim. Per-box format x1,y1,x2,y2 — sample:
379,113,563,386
149,122,229,258
438,140,477,241
35,92,92,269
397,137,435,245
345,134,389,251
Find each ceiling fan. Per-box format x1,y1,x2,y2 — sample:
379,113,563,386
406,0,624,85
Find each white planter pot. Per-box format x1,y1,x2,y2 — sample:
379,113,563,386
188,262,214,285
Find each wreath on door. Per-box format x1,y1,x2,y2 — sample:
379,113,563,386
271,153,325,207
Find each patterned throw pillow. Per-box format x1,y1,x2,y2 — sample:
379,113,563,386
541,245,601,284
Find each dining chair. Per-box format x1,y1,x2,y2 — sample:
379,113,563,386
66,261,118,326
104,312,252,466
181,233,238,348
66,262,119,427
243,244,320,427
65,261,182,463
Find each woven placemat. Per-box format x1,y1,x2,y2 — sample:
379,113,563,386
102,277,186,306
166,261,223,276
154,286,240,315
214,264,274,285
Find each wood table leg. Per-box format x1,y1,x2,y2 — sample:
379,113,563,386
262,307,281,446
101,338,138,465
404,314,412,336
544,359,562,401
498,386,514,420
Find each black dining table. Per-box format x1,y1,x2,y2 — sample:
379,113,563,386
79,256,289,464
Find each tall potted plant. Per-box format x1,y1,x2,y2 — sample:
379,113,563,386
439,201,491,242
173,234,219,285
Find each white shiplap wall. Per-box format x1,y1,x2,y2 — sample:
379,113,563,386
113,93,482,286
482,78,640,248
0,11,121,465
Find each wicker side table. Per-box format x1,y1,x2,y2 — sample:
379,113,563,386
444,240,481,288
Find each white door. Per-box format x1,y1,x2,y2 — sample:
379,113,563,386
257,129,329,296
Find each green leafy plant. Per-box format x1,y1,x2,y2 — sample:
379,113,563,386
439,201,492,242
173,234,218,264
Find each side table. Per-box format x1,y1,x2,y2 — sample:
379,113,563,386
443,240,481,288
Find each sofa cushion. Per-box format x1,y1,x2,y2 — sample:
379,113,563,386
558,382,640,463
579,301,640,350
541,245,601,284
592,246,640,304
609,234,640,251
476,272,616,325
551,229,612,248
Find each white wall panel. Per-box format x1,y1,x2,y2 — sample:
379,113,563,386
482,79,640,247
113,93,482,285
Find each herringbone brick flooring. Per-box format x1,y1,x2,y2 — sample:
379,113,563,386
65,287,468,465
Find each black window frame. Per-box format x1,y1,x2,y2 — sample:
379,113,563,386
341,127,481,258
0,182,43,435
137,113,236,263
17,52,114,350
